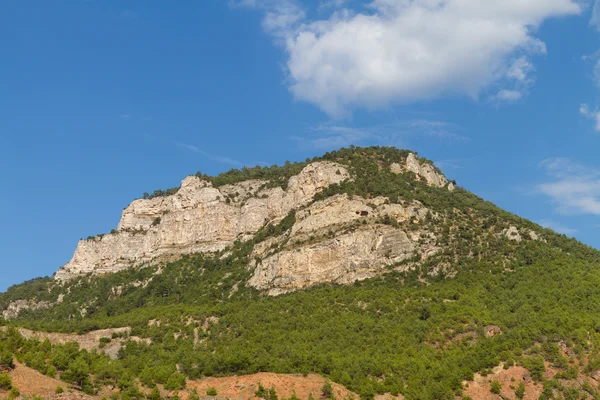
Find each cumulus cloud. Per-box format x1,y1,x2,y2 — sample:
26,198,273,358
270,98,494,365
580,103,600,131
235,0,580,117
537,158,600,215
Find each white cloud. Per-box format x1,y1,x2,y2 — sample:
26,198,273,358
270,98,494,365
538,219,577,235
507,56,535,83
175,142,242,166
582,51,600,87
537,158,600,215
235,0,580,117
231,0,304,39
592,0,600,29
493,89,523,102
580,103,600,131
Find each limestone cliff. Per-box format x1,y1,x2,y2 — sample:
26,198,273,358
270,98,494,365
248,194,440,295
55,153,451,284
55,162,350,281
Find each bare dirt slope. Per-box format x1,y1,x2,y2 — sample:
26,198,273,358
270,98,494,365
16,327,150,359
186,373,356,400
8,362,64,396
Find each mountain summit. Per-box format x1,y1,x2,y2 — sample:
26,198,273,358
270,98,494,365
1,147,599,400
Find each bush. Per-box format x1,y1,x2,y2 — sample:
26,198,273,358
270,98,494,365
0,348,14,370
267,387,278,400
0,373,12,389
165,372,186,390
255,382,267,398
515,382,525,399
206,387,217,396
147,386,161,400
522,356,545,381
490,380,501,395
46,365,57,378
8,386,19,400
56,386,64,394
322,380,334,399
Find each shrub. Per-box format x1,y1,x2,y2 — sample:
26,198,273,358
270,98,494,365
490,380,502,395
188,389,200,400
147,386,161,400
322,380,334,398
165,372,186,390
288,391,301,400
8,386,19,400
56,386,64,394
522,356,545,381
46,365,57,378
255,382,267,397
515,382,525,399
268,386,278,400
206,387,217,396
0,373,12,389
0,348,14,370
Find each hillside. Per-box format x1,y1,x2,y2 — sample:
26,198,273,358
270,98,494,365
1,146,600,400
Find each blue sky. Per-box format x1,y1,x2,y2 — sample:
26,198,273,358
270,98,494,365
1,0,600,291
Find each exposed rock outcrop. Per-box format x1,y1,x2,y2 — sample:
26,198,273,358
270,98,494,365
503,226,522,242
55,162,350,281
2,299,52,320
390,153,449,189
248,194,440,295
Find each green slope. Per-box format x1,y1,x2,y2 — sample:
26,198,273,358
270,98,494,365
1,146,600,400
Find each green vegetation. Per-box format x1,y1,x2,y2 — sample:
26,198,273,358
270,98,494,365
1,147,600,400
515,381,525,399
142,187,180,200
8,386,19,399
255,382,267,398
489,380,501,395
322,380,334,399
0,373,12,389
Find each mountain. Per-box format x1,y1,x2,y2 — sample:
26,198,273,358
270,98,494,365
1,146,600,400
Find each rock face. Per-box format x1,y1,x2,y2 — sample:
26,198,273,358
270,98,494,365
390,153,449,189
54,153,459,294
502,226,522,242
55,162,350,281
2,299,52,320
248,194,440,295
